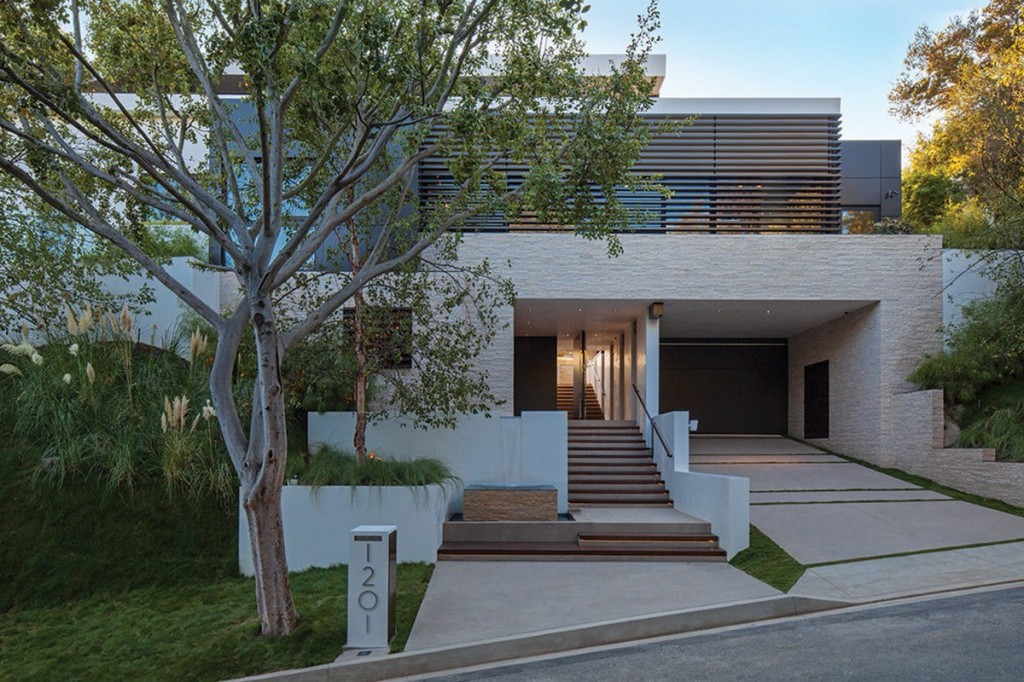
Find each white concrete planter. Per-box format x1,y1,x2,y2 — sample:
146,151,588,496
238,484,448,576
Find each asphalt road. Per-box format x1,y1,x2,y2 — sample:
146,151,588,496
429,586,1024,681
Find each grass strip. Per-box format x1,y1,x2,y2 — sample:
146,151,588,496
729,525,805,593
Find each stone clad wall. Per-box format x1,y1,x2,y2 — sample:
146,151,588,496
890,390,1024,508
458,233,945,456
789,303,882,462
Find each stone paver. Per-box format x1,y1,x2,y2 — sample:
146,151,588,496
751,500,1024,565
752,490,951,503
792,542,1024,601
405,561,780,651
691,461,920,492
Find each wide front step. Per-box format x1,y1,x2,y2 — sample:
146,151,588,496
440,522,729,561
437,541,724,561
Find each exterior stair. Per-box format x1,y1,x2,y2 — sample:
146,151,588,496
436,420,726,562
568,420,671,506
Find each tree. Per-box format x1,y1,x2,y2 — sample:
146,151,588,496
890,0,1024,251
0,0,661,635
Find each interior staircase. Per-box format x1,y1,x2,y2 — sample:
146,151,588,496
569,420,671,506
556,384,604,420
435,419,725,561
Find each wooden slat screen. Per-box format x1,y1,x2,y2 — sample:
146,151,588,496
418,112,842,233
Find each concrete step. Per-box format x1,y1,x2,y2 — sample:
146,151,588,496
569,448,651,456
569,438,647,445
570,473,663,482
568,420,638,428
569,449,651,456
570,492,672,504
570,483,667,494
569,457,657,467
437,541,724,561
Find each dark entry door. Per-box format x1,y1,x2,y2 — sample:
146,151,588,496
804,360,829,439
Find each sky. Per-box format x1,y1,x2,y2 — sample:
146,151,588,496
580,0,984,160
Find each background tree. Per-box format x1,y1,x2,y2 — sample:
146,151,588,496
890,0,1024,251
0,0,661,635
0,178,151,337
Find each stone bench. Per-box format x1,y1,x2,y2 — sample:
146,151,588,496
462,483,558,522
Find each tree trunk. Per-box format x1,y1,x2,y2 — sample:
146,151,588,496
242,295,299,636
352,288,368,462
243,474,299,636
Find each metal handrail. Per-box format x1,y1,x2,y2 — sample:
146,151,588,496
631,383,672,459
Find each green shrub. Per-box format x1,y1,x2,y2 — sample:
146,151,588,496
288,446,458,488
958,406,1024,462
1,307,232,497
909,287,1024,404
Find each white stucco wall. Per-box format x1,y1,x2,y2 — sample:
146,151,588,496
307,410,569,514
652,411,749,559
238,485,447,574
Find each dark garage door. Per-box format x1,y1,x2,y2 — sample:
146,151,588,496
660,339,788,434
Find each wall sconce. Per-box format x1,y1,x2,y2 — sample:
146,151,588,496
884,190,898,199
648,302,664,320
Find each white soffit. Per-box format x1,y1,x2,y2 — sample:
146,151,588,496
516,299,875,346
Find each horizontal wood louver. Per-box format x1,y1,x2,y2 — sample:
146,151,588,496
418,112,842,233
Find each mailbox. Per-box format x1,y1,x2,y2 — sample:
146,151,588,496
346,525,397,649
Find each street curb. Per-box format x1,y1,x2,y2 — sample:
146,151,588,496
234,595,848,681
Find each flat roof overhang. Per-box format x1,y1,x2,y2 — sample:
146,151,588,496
516,299,876,351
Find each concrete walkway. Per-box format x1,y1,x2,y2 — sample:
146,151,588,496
692,435,1024,602
404,561,780,651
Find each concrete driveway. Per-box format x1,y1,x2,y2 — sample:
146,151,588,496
691,435,1024,601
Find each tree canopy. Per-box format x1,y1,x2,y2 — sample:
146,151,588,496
0,0,661,635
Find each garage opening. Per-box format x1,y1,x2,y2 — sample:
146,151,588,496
660,338,788,434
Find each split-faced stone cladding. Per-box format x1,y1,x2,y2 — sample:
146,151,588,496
457,233,944,464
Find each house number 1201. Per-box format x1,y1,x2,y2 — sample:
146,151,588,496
347,525,396,650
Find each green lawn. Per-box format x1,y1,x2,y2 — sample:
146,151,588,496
0,439,433,680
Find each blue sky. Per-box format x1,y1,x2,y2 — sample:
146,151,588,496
581,1,982,158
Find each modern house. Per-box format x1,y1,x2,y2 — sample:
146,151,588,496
290,63,967,569
71,56,993,569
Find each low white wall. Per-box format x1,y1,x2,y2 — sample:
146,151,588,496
238,484,447,575
652,411,749,559
308,411,569,514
